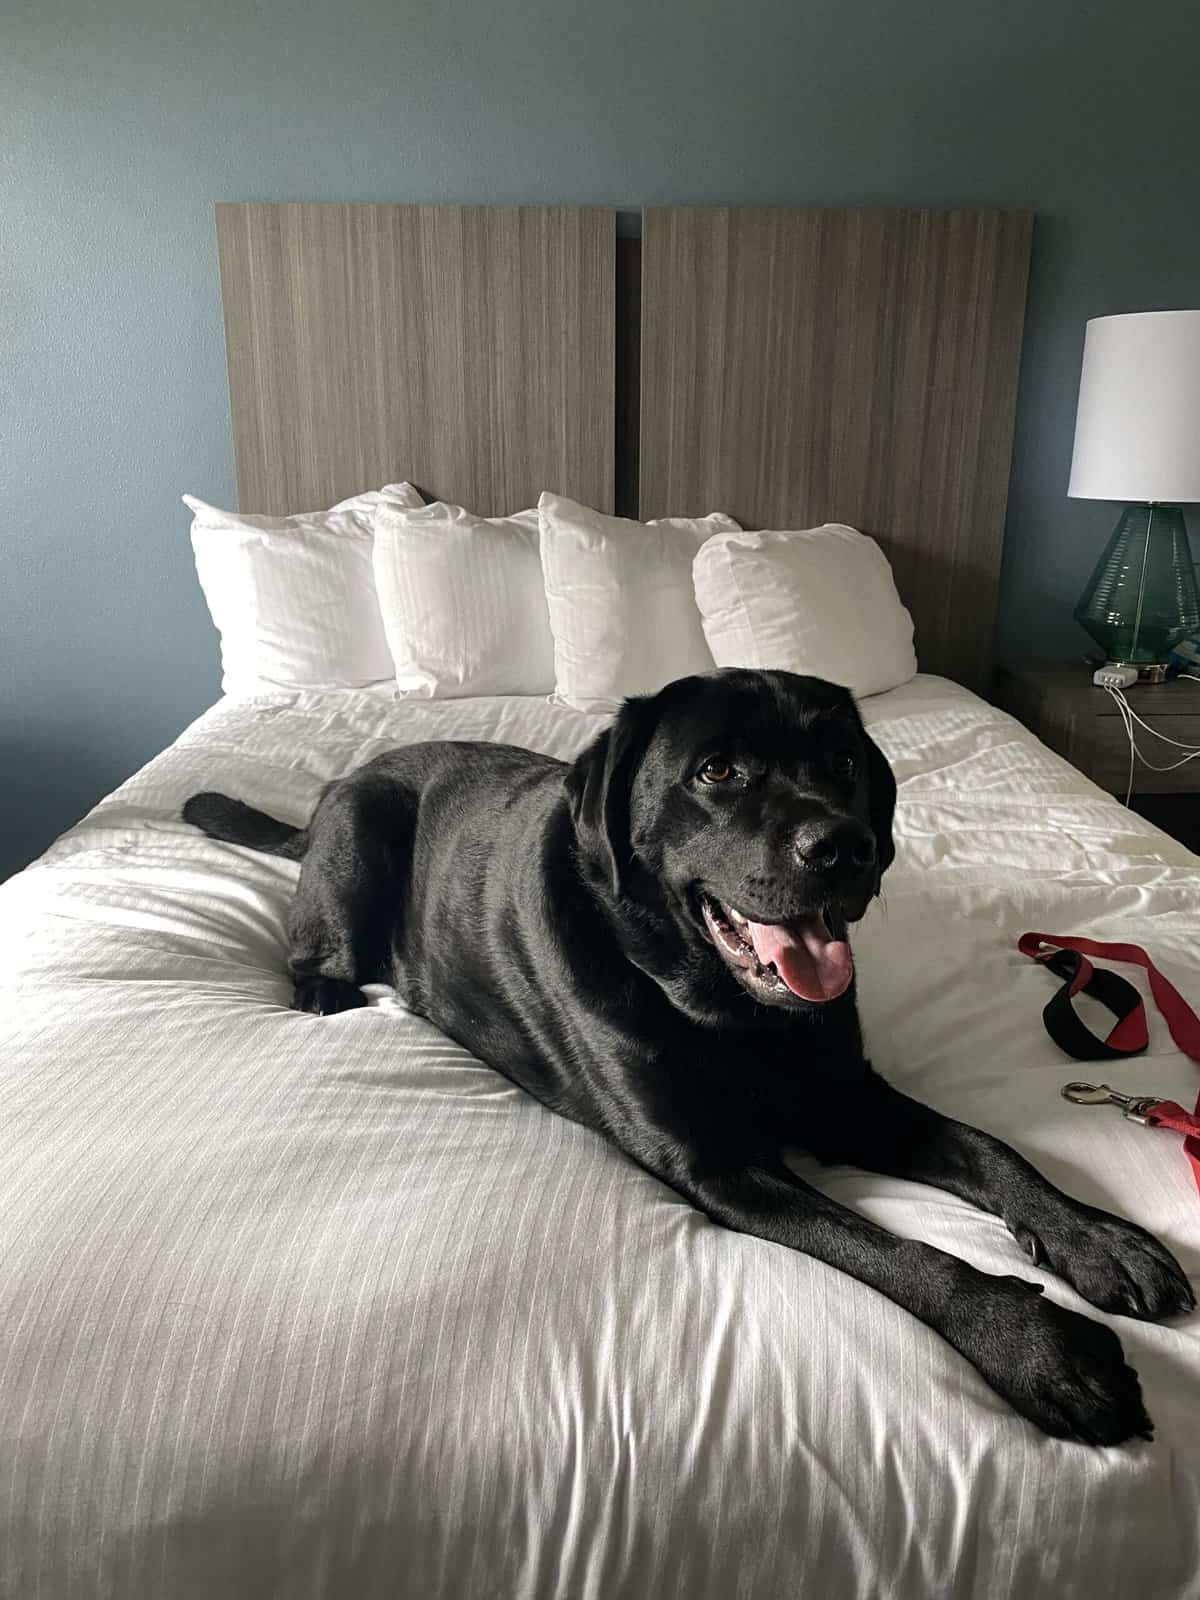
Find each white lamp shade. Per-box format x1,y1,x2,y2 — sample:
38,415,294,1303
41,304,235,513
1068,310,1200,502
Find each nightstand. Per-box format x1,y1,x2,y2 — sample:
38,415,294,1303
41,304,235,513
995,660,1200,852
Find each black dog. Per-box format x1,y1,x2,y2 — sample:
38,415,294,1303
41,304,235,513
184,668,1193,1443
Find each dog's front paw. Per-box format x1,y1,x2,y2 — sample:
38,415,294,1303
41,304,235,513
966,1279,1153,1445
1016,1206,1195,1322
292,976,369,1016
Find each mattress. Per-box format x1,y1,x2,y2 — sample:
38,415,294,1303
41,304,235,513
2,675,1198,1599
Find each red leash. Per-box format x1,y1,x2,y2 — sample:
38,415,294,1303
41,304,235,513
1019,932,1200,1196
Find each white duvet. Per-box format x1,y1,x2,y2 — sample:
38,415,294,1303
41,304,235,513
2,675,1199,1599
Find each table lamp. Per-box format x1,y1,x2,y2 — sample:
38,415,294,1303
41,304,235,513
1068,309,1200,681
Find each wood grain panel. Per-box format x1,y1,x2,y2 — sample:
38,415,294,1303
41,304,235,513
614,237,642,519
639,207,1033,689
216,203,616,517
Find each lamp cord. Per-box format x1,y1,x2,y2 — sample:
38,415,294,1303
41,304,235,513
1104,684,1200,807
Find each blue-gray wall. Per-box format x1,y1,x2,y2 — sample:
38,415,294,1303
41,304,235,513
4,0,1198,879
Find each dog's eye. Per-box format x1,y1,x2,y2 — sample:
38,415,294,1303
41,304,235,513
697,757,734,785
832,751,858,779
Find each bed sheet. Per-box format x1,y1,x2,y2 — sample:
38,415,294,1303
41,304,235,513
2,675,1199,1599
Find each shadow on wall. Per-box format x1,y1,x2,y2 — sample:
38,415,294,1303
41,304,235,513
0,734,143,882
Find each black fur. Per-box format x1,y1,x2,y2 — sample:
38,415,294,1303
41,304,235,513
185,668,1193,1442
181,792,307,859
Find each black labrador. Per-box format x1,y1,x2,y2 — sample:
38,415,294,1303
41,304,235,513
184,668,1193,1443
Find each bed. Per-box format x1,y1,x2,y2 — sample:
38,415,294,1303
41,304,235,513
3,677,1199,1597
4,203,1199,1598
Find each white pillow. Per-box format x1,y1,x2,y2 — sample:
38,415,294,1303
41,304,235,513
371,501,554,697
692,524,917,698
185,483,423,694
538,493,741,710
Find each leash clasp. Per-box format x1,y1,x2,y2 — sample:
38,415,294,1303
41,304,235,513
1061,1081,1161,1124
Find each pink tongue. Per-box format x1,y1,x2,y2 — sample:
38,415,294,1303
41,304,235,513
746,916,853,1002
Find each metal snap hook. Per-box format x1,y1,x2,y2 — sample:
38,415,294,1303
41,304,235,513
1062,1081,1125,1105
1061,1082,1161,1124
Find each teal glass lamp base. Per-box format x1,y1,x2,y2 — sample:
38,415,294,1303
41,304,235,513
1073,504,1200,666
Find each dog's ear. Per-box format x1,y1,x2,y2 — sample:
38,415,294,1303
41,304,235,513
862,727,897,887
565,697,653,897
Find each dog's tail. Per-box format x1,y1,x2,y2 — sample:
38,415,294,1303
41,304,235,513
182,792,308,859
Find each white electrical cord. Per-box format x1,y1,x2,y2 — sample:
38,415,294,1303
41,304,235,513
1114,690,1200,751
1104,685,1200,806
1110,689,1136,806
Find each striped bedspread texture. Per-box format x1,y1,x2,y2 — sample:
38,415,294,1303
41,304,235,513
2,675,1198,1599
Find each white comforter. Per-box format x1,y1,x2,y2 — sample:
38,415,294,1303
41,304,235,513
2,676,1199,1599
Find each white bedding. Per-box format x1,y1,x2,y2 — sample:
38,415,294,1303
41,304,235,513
2,675,1199,1599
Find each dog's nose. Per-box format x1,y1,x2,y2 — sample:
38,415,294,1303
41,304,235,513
794,818,876,874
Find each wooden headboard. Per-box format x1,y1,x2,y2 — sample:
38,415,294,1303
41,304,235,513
216,203,615,517
214,201,1032,688
639,207,1033,690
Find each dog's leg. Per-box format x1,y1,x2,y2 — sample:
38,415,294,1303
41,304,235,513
803,1068,1194,1323
287,776,412,1015
640,1145,1151,1443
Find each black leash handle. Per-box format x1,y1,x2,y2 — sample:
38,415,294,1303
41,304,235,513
1037,948,1146,1063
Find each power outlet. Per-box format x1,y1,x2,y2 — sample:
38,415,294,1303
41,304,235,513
1093,665,1139,690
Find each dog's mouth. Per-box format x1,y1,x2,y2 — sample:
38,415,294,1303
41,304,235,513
699,895,854,1006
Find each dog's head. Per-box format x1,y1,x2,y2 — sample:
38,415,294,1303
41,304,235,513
566,669,896,1013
